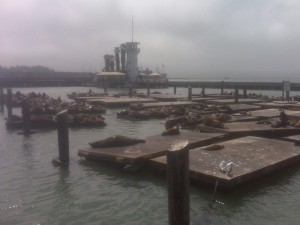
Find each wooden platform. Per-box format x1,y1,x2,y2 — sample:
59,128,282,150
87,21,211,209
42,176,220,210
255,101,300,109
150,136,300,188
249,108,300,119
191,97,219,102
227,104,261,112
196,121,300,138
83,97,157,107
206,98,264,105
149,93,186,101
78,132,223,164
130,101,198,109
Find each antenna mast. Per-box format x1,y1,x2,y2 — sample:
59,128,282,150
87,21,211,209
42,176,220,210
132,15,134,42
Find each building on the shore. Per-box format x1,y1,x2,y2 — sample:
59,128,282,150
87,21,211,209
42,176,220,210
96,41,168,87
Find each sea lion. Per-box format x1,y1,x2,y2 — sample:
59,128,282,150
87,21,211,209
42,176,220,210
200,144,224,151
89,135,145,148
161,125,180,136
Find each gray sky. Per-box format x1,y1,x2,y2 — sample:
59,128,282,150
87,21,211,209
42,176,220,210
1,0,300,78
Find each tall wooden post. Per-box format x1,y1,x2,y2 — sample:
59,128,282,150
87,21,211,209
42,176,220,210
21,98,31,135
282,81,284,101
6,88,12,121
201,87,205,96
286,91,290,101
0,88,4,112
188,86,192,101
104,85,107,95
167,140,190,225
234,88,239,103
221,81,224,95
147,86,150,98
56,110,69,164
243,87,247,98
174,86,177,94
129,86,132,98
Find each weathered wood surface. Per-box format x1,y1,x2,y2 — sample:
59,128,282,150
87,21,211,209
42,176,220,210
206,98,264,105
167,140,190,225
249,108,300,119
149,93,186,101
254,101,300,109
281,134,300,142
151,136,300,188
227,104,261,112
191,97,219,102
196,121,300,138
78,132,223,163
130,101,198,109
84,97,157,107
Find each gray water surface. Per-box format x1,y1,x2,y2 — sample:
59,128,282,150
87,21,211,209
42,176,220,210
1,87,300,225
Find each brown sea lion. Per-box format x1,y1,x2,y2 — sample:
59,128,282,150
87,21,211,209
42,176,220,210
89,135,145,148
161,125,180,136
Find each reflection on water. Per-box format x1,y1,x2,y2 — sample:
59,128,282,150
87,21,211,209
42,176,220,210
1,87,300,225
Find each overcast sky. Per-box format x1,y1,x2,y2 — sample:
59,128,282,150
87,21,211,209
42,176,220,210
1,0,300,78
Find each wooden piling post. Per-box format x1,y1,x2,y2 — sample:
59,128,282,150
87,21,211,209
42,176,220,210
243,87,247,98
56,110,69,164
174,86,177,94
147,86,150,98
234,88,239,103
129,86,132,98
6,88,12,121
0,87,4,112
104,85,107,95
167,140,190,225
221,81,224,95
282,81,284,101
188,86,192,101
201,87,206,96
286,91,290,101
21,98,31,135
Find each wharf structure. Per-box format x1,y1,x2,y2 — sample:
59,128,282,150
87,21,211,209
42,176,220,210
75,89,300,189
0,71,95,87
96,41,168,87
169,80,300,91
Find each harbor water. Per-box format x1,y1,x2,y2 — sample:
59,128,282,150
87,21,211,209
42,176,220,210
1,86,300,225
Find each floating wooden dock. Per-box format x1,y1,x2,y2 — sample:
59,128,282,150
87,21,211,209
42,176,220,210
227,104,261,112
149,93,186,101
82,97,157,107
197,121,300,137
130,101,198,109
150,136,300,188
254,101,300,109
249,108,300,119
78,132,223,164
206,98,264,105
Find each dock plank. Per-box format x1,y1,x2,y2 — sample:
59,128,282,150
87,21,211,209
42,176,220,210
254,101,300,109
249,108,300,119
206,98,264,105
84,97,157,107
78,132,223,163
149,93,186,101
130,101,198,109
150,136,300,188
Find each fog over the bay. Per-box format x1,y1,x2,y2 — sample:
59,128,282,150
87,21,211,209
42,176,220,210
1,0,300,78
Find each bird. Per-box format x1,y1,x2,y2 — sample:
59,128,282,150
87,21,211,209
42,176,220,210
219,161,226,172
219,161,234,176
224,162,234,176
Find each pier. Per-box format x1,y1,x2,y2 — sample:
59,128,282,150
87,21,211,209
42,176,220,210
151,136,300,188
169,80,300,91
